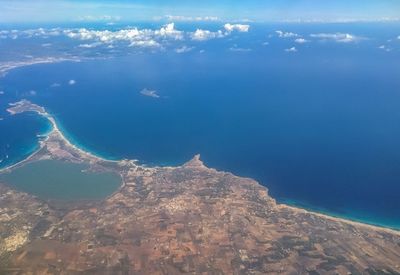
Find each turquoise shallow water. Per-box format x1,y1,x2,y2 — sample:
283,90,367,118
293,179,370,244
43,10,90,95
0,23,399,229
0,160,122,200
0,112,52,169
281,198,400,230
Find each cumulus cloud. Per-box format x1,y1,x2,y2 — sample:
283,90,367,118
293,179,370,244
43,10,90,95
285,47,297,52
224,24,250,33
191,29,224,41
156,23,184,39
175,45,194,53
129,40,160,48
191,24,250,41
68,80,76,85
140,88,159,98
276,31,298,38
64,23,183,48
1,23,251,51
294,38,309,44
310,33,364,43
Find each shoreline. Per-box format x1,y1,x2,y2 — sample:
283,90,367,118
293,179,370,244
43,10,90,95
2,100,399,234
0,57,81,78
279,197,400,231
277,199,400,234
52,116,121,162
0,101,120,174
278,203,400,236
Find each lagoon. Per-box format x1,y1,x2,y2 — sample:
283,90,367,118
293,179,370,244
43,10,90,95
0,160,121,200
1,23,400,228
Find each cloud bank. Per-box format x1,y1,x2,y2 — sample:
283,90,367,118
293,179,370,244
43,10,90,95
0,23,251,51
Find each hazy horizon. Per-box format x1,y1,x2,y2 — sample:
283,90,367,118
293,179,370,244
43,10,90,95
1,0,400,24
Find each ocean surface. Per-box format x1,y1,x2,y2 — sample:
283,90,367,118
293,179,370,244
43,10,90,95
1,22,400,228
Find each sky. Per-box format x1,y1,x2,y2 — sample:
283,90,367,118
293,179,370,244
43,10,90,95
0,0,400,23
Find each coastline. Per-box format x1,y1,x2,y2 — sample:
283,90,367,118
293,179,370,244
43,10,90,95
278,199,400,234
0,57,81,78
278,203,400,236
0,114,53,170
52,116,121,162
0,101,118,174
1,99,399,234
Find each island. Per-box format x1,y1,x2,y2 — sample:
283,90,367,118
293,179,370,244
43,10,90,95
0,100,399,274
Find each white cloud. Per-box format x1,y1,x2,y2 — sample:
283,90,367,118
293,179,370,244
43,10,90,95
155,23,183,40
129,40,160,48
0,28,61,39
1,23,252,51
397,35,400,40
191,29,224,41
68,80,76,85
175,45,194,53
285,47,297,52
0,91,4,95
294,38,309,44
276,30,298,38
262,41,269,46
191,24,250,41
64,23,183,48
78,43,100,48
28,90,36,96
165,15,219,22
140,88,159,98
77,15,121,22
310,33,364,43
50,83,61,88
224,24,250,33
378,45,391,52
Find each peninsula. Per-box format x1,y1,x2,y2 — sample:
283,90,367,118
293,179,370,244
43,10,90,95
0,100,399,274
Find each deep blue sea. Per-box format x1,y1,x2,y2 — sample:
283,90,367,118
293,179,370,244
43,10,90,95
1,22,400,229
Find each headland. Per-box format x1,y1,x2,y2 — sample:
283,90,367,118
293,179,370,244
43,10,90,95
0,100,399,274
